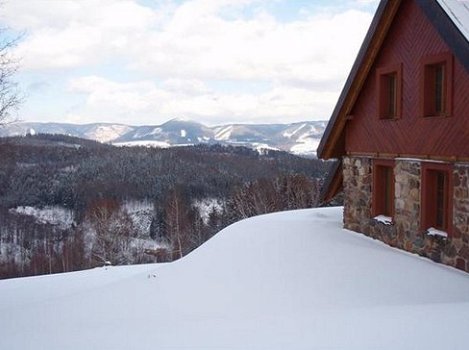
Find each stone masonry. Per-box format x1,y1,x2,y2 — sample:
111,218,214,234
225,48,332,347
343,156,371,234
393,160,421,252
449,164,469,271
342,156,469,273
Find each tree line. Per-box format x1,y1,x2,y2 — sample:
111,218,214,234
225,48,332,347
0,134,331,278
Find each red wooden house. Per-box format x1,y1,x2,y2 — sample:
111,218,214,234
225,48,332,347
318,0,469,272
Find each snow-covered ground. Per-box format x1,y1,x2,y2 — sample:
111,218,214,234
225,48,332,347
1,207,469,350
289,136,320,156
193,197,223,224
9,205,75,229
122,200,154,235
112,140,171,148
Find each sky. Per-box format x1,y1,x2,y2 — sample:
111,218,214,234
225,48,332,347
1,0,379,126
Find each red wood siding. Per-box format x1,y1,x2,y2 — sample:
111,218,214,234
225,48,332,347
345,0,469,158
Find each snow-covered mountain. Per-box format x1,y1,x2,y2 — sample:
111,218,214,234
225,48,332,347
0,122,133,143
1,207,469,350
115,118,215,146
0,118,327,156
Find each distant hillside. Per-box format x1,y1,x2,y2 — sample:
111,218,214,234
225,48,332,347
0,122,133,143
0,118,327,157
0,134,329,278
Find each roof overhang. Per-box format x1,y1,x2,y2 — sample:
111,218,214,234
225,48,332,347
319,160,343,205
317,0,401,160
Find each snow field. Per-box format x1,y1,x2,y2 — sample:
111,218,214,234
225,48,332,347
1,207,469,349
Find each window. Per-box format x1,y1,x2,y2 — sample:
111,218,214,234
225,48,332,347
421,53,453,117
421,163,453,233
372,160,395,218
434,64,445,114
384,73,397,117
377,64,402,119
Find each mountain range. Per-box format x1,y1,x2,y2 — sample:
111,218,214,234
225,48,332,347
0,118,327,157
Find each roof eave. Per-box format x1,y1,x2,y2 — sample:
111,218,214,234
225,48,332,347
419,0,469,72
319,160,343,205
317,0,401,160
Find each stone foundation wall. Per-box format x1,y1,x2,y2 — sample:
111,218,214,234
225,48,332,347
342,157,371,233
448,164,469,271
393,160,421,250
342,156,469,273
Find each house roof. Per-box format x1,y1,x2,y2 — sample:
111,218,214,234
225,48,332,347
437,0,469,41
318,0,469,202
319,160,342,204
317,0,469,161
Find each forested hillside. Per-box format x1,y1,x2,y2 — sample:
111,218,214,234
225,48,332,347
0,134,331,279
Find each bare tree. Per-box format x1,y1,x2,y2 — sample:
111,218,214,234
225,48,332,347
0,28,21,124
164,188,191,260
86,199,135,265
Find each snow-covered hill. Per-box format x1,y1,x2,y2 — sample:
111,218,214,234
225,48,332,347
1,207,468,350
0,119,326,156
0,122,133,143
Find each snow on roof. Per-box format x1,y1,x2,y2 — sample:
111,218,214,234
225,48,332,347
437,0,469,41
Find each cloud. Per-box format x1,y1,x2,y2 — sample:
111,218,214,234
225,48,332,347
5,0,372,82
3,0,159,69
69,76,157,112
128,6,372,87
66,75,337,125
161,78,210,95
355,0,379,4
2,0,375,124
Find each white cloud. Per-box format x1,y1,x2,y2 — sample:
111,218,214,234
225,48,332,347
161,78,210,95
355,0,379,4
2,0,375,124
128,7,371,87
67,75,336,125
69,76,157,112
4,0,159,69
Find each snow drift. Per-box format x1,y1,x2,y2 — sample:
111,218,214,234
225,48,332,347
1,207,469,349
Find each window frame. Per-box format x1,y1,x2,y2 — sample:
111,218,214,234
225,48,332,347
421,162,453,235
420,52,453,118
377,63,403,120
372,159,395,218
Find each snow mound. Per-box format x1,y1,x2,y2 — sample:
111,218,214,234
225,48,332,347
1,207,469,350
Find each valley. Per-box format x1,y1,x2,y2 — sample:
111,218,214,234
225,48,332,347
0,134,331,279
